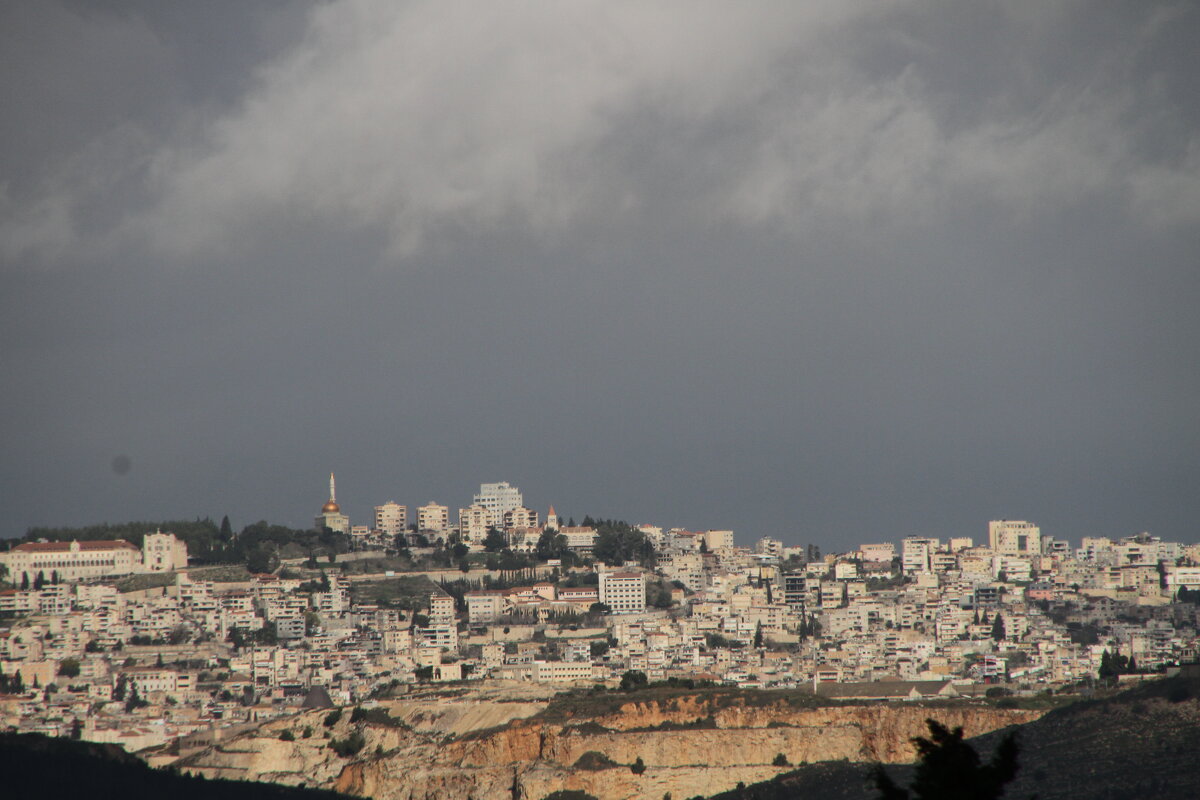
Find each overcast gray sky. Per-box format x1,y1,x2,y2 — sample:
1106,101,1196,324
3,1,1199,550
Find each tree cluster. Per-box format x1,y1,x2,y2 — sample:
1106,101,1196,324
589,519,654,567
1098,649,1140,683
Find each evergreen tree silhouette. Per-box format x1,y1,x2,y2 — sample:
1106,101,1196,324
875,719,1019,800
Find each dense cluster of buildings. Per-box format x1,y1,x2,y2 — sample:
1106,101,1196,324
2,478,1200,756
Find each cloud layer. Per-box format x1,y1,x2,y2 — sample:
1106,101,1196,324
2,1,1199,547
4,0,1198,264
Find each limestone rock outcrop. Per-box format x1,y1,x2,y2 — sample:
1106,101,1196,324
178,690,1041,800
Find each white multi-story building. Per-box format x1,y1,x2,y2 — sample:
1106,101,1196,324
704,530,735,550
901,537,938,573
0,534,189,585
561,526,598,553
417,502,449,533
532,661,597,682
599,570,646,614
503,507,539,531
755,537,783,557
473,482,523,526
459,505,494,545
860,543,896,563
374,502,408,537
123,667,195,697
465,591,504,623
428,592,456,623
988,520,1041,556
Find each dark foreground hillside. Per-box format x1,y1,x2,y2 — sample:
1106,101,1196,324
711,676,1200,800
0,732,350,800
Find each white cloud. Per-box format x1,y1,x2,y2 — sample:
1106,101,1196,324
132,0,868,257
3,0,1198,265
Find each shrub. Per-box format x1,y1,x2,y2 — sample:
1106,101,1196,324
631,756,646,775
574,751,619,771
772,752,790,766
324,709,343,727
302,726,314,738
329,731,366,757
619,670,648,692
279,730,295,742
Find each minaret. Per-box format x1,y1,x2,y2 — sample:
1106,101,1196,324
316,471,347,533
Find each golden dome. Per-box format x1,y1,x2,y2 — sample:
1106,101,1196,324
322,500,341,513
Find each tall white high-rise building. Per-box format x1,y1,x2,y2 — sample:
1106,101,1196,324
374,501,407,537
473,482,523,525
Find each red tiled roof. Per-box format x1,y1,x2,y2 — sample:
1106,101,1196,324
11,540,138,553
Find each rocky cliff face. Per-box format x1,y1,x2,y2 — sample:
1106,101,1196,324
179,691,1041,800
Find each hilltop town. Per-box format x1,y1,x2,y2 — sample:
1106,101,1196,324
2,477,1199,761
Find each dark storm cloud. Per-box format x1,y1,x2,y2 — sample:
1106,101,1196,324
2,1,1198,550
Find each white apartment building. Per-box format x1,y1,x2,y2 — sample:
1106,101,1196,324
503,506,539,530
374,502,408,537
901,537,938,573
704,530,735,550
417,502,449,533
860,543,896,563
473,482,523,526
465,591,505,623
755,537,783,557
459,505,494,545
599,570,646,614
428,593,456,623
988,520,1041,556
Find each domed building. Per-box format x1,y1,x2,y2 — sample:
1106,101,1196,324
314,472,350,534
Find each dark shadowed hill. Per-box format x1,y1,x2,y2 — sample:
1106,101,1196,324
0,732,351,800
710,676,1200,800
